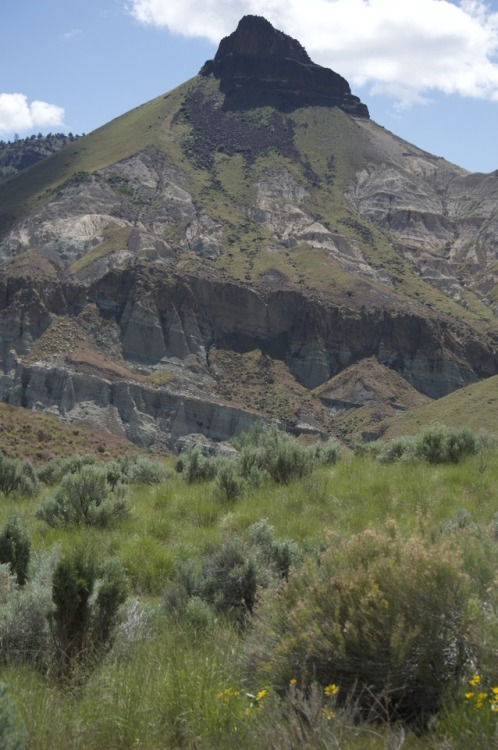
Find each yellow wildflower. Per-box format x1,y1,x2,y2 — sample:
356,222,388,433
469,675,481,687
216,687,240,704
324,683,339,697
473,691,488,709
322,707,334,721
464,692,475,700
255,689,269,701
491,687,498,696
289,678,297,686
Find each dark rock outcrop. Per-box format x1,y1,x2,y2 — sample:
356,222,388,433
200,15,369,116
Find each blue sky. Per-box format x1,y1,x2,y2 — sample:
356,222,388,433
2,0,498,173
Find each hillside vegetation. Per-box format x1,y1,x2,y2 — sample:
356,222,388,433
0,133,81,183
0,403,138,464
382,374,498,439
0,424,496,749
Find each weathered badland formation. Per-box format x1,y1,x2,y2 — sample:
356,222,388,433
0,16,496,450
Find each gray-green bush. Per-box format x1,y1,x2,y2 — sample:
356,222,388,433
38,455,96,486
0,550,56,667
417,423,477,464
0,455,38,496
377,424,478,465
195,539,257,622
36,464,130,528
126,456,169,485
51,547,128,678
238,425,315,484
166,541,257,625
181,445,218,484
247,519,299,582
311,439,341,466
377,436,417,464
213,457,246,503
166,524,299,625
246,528,479,726
0,516,31,585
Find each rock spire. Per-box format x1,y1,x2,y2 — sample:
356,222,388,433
200,15,369,117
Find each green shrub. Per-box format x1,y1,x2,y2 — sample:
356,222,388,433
184,596,215,632
102,460,128,489
238,443,267,480
196,540,257,622
416,423,453,463
377,425,478,465
0,683,27,750
0,516,31,585
50,547,128,678
246,528,477,726
377,436,416,463
182,446,218,484
354,440,383,458
0,455,38,496
445,427,478,463
247,519,299,582
0,550,56,667
36,464,130,528
311,440,341,466
38,455,96,485
166,540,258,625
213,458,246,503
166,524,299,627
267,439,313,484
0,456,22,496
126,456,169,485
238,425,314,484
416,423,477,464
18,460,39,496
89,557,129,654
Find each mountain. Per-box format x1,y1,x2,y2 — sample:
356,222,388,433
0,15,496,451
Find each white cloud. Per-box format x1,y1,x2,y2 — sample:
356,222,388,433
126,0,498,104
0,93,65,136
63,29,83,40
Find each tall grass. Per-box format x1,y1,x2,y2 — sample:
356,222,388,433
0,442,497,748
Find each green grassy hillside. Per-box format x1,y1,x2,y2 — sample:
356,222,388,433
382,374,498,438
0,81,192,235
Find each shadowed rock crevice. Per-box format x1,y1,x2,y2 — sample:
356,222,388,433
200,15,369,116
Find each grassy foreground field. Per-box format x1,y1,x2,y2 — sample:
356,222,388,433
0,428,497,749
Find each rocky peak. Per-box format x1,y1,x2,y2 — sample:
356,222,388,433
200,15,369,117
213,15,311,63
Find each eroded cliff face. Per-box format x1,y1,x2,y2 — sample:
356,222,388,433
0,261,495,449
346,120,498,308
1,361,259,451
